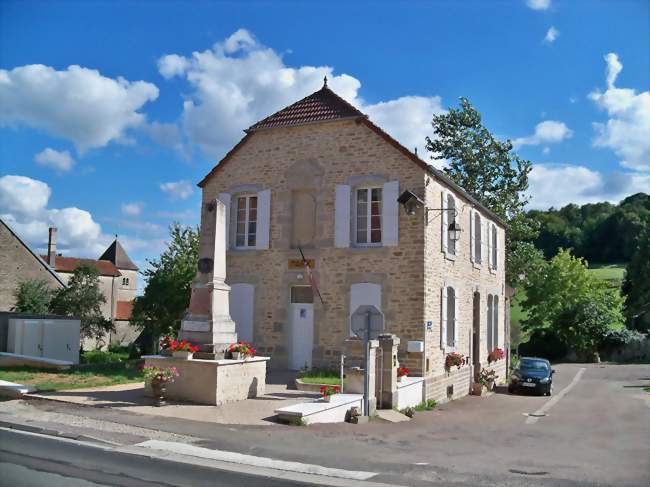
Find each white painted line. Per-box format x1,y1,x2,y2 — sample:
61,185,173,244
132,440,377,481
525,367,586,425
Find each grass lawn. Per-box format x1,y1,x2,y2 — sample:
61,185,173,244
298,369,343,386
0,362,143,392
587,263,626,286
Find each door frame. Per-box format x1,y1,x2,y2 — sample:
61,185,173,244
288,285,315,371
472,291,481,383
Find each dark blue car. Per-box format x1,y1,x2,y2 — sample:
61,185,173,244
508,357,555,396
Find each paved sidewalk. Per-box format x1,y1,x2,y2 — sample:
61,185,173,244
26,371,321,426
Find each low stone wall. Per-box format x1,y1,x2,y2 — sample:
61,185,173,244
143,355,269,406
396,376,425,409
425,366,472,403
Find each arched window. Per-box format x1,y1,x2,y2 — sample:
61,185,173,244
474,212,482,264
441,285,457,349
491,224,498,270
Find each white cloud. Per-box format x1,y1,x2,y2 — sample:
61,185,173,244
544,26,559,43
0,64,158,152
142,121,189,160
514,120,573,146
528,164,650,209
526,0,551,10
542,146,551,154
0,174,108,257
589,53,650,172
34,148,75,171
158,29,443,160
121,202,144,216
160,180,194,200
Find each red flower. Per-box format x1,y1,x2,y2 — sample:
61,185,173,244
397,366,410,378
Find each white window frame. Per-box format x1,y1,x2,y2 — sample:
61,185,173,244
490,223,498,272
353,186,382,247
487,293,500,351
441,283,458,351
234,194,258,249
442,191,457,260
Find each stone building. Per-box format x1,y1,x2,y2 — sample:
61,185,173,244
0,219,65,311
42,229,139,346
199,81,508,403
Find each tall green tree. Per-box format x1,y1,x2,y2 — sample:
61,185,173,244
622,225,650,330
425,97,540,287
12,280,53,314
49,265,114,340
522,249,624,349
131,224,199,338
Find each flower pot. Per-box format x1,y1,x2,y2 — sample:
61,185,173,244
397,375,404,383
472,383,483,396
151,379,167,407
322,395,332,403
172,350,193,360
160,349,172,357
232,351,244,360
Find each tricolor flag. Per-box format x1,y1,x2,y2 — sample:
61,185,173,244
298,247,324,305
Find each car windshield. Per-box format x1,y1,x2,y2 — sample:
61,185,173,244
520,359,549,371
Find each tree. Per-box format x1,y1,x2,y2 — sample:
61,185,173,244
522,249,624,353
131,224,199,338
49,265,114,340
12,280,53,314
425,97,537,287
623,225,650,330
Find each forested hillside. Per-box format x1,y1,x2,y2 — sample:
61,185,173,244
527,193,650,263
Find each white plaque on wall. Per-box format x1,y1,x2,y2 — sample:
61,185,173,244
182,320,211,332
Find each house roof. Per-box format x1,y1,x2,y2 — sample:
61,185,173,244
0,218,66,288
246,80,365,132
198,83,506,228
44,256,122,277
99,239,138,271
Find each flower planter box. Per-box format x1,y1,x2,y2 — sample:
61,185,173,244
172,351,193,360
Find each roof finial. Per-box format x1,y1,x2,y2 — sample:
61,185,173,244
115,234,118,240
323,75,328,88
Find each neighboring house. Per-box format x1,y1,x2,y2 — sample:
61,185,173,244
197,80,508,403
42,228,139,347
0,219,66,312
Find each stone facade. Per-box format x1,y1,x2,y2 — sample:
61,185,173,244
198,87,508,403
0,219,64,312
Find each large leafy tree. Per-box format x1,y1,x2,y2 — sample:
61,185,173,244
13,280,53,314
49,265,114,340
425,97,540,287
522,249,624,352
131,224,199,338
622,225,650,330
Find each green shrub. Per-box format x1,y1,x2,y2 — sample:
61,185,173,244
414,399,437,411
81,350,129,364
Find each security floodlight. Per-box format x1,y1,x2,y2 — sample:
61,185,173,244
397,190,425,216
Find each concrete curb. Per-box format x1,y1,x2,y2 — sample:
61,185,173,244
0,419,113,445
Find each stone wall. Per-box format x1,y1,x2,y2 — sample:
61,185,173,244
0,222,63,311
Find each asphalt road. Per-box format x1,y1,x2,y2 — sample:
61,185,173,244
1,363,648,486
0,428,313,487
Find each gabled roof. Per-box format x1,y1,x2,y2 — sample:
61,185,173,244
0,218,66,287
99,239,138,271
198,83,506,228
246,81,365,132
44,256,122,277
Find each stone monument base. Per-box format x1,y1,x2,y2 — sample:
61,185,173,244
143,355,270,406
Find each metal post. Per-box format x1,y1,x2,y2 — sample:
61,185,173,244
340,354,345,392
363,310,370,416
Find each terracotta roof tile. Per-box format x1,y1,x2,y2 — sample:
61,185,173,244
246,85,365,132
43,256,122,277
116,300,134,321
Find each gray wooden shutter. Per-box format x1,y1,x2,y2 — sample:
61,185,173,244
256,189,271,250
441,191,448,253
440,287,447,350
335,184,351,248
470,210,476,263
382,180,399,246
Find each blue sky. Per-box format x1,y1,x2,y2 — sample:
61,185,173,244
1,0,648,272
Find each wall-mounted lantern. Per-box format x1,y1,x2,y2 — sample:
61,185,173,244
397,190,462,237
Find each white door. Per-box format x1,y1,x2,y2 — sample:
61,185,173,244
21,320,43,357
230,283,255,343
42,320,79,362
289,286,314,370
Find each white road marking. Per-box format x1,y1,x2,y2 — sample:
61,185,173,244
525,367,586,425
132,440,377,481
